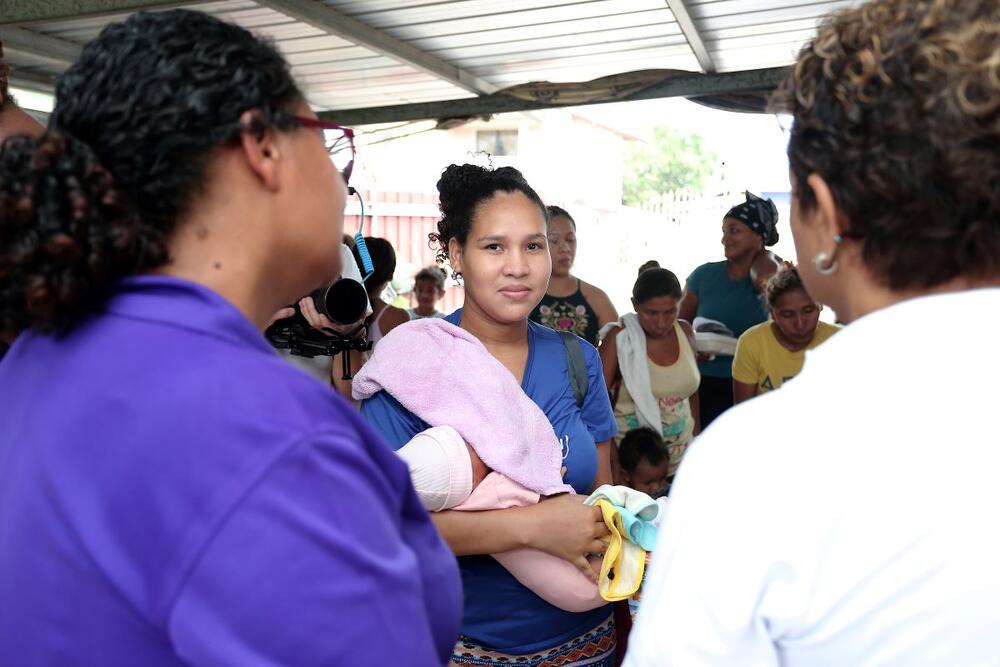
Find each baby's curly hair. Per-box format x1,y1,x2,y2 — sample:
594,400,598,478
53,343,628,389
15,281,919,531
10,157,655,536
771,0,999,290
430,163,547,267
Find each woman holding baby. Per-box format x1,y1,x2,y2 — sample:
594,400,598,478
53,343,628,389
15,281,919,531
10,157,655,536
359,164,619,665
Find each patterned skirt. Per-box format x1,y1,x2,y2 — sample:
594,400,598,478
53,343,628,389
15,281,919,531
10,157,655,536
450,614,616,667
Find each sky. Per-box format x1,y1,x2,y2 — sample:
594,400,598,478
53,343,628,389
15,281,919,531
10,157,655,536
576,96,793,196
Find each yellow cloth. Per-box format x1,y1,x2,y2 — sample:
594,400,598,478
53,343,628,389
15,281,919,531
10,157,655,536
732,320,839,393
593,498,647,601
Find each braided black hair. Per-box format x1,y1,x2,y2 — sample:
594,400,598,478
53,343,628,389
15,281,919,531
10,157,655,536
0,9,302,334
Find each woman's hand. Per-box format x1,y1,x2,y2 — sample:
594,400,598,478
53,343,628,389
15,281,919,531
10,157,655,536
522,494,609,583
300,295,368,337
298,296,357,337
266,307,296,328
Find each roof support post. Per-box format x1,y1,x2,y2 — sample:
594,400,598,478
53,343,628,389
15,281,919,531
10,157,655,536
664,0,715,74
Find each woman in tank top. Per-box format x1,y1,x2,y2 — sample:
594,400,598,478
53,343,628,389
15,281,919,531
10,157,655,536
599,264,701,489
530,206,618,346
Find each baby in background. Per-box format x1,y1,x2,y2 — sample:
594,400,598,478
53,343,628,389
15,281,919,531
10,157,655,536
617,427,673,618
617,427,672,498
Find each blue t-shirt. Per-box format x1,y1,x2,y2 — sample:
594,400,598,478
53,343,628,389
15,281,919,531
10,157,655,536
361,311,618,653
687,260,769,378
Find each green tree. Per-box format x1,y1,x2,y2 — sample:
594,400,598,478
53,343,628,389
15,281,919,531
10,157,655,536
623,126,716,206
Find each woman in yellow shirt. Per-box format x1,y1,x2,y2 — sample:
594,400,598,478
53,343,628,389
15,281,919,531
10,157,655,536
732,265,838,403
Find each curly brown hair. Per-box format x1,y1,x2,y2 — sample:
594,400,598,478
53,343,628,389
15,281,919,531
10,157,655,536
764,265,811,309
771,0,999,291
430,163,546,266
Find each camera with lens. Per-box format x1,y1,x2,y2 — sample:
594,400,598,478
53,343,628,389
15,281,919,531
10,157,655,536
265,276,372,378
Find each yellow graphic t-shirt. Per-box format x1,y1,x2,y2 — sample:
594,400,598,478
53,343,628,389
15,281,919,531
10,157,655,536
732,320,839,393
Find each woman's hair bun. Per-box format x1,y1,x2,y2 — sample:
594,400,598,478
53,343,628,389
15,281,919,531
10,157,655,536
0,133,167,334
638,259,661,275
436,164,483,215
431,162,543,265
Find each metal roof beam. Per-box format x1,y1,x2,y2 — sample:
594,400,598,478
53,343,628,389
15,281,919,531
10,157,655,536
664,0,715,74
8,69,58,94
0,0,195,25
1,26,83,62
320,66,788,126
256,0,498,96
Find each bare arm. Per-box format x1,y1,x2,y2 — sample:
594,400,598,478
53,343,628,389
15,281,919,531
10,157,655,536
678,285,699,325
430,495,609,581
731,331,759,405
680,287,714,362
598,326,621,394
679,320,702,434
379,305,411,337
689,390,702,436
329,349,364,400
609,438,623,485
733,380,758,405
580,281,619,330
592,440,613,492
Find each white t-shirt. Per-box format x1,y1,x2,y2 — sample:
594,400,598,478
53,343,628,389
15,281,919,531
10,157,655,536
407,308,445,320
625,288,1000,667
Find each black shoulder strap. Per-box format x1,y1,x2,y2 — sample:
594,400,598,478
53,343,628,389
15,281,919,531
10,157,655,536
558,330,589,409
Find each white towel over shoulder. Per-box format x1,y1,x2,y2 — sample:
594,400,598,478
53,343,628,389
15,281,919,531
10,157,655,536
605,313,661,434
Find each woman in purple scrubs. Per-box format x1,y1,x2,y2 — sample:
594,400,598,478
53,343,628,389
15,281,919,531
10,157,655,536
0,9,460,666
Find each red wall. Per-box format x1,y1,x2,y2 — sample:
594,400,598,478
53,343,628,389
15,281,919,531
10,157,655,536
345,190,464,313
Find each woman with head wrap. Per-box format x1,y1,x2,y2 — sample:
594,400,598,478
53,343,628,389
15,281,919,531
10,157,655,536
678,191,779,426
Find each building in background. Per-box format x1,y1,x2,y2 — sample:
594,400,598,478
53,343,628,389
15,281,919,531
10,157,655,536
346,100,794,317
345,107,632,313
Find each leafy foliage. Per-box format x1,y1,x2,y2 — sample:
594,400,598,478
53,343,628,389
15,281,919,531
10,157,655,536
623,126,716,205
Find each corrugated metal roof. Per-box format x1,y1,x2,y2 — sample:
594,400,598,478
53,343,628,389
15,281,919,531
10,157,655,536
2,0,863,113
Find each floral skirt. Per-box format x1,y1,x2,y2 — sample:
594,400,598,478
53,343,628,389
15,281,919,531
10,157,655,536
450,614,616,667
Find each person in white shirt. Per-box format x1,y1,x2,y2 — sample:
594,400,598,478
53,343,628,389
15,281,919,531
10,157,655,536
625,0,1000,665
407,265,448,319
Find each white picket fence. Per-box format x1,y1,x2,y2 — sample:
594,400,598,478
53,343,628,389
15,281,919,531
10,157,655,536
570,189,741,313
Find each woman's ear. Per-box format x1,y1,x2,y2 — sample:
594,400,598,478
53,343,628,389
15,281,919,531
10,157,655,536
806,173,848,237
448,237,463,275
238,109,282,192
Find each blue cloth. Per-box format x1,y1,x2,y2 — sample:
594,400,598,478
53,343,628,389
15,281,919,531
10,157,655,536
686,260,768,378
361,311,618,653
0,276,462,666
617,506,659,551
